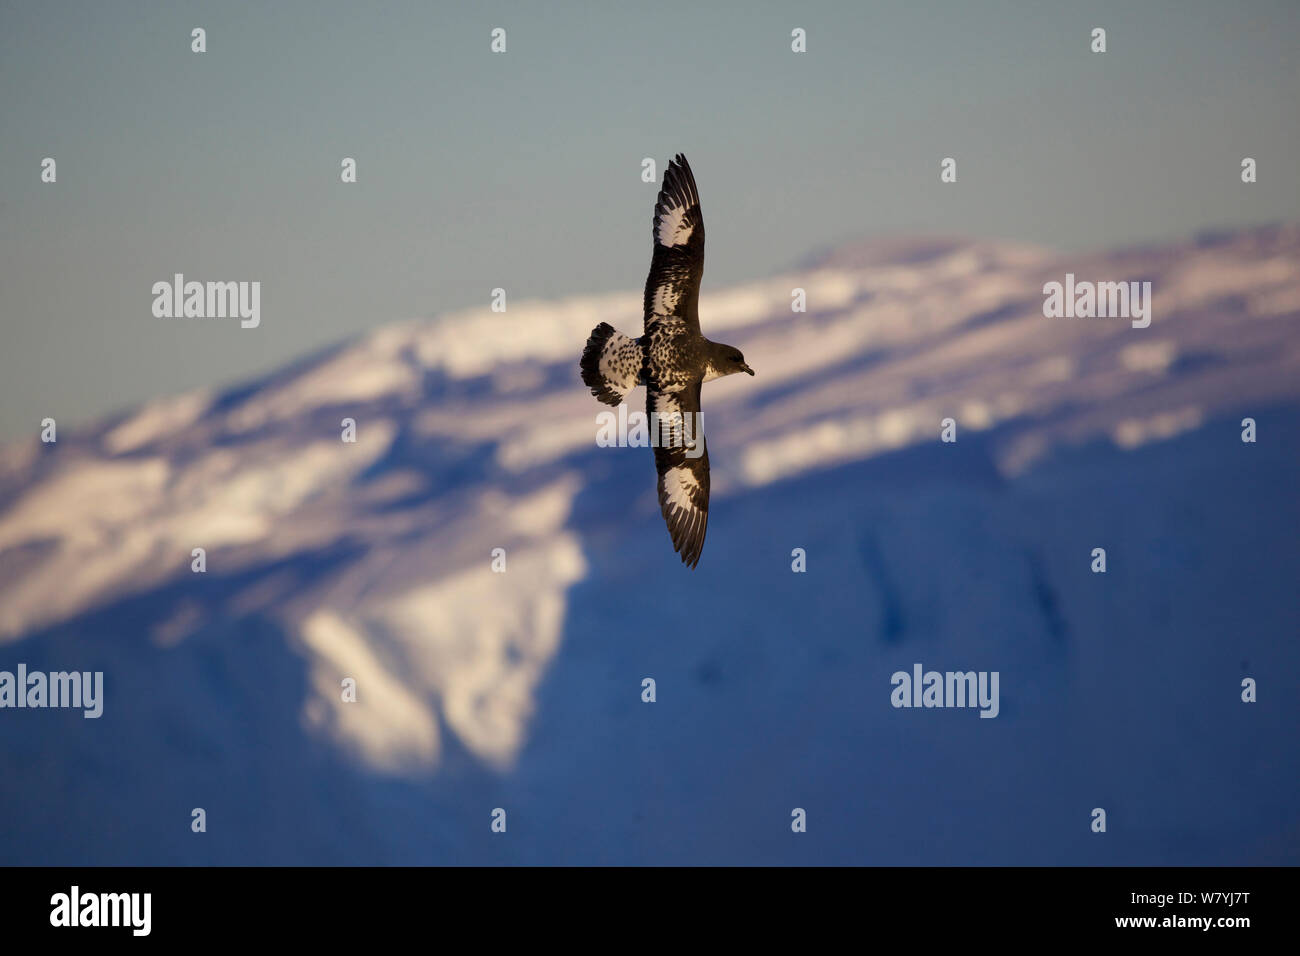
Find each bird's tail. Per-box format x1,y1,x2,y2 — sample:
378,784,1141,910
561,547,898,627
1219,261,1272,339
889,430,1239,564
580,322,642,406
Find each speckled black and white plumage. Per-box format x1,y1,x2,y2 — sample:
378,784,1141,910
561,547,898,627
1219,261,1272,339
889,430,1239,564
581,322,642,406
645,154,706,333
579,154,754,568
649,379,710,568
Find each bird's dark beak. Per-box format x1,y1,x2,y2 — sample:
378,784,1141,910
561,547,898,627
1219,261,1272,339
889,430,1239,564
742,363,755,376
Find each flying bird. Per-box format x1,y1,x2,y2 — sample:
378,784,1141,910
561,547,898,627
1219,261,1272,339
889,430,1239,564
580,154,754,568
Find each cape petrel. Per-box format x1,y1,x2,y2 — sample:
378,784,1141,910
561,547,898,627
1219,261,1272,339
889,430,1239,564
580,154,754,568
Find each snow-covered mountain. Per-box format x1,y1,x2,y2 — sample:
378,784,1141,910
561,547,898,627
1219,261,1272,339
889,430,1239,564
1,225,1298,864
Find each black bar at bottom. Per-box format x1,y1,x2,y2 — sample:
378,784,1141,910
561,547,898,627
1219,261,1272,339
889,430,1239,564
0,866,1283,940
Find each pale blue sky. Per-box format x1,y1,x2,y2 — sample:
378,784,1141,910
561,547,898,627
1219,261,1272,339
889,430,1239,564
1,0,1297,442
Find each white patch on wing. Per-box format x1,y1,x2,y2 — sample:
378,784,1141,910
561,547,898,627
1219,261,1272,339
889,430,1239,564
651,280,681,315
650,384,687,407
662,465,701,511
657,203,692,247
650,387,704,456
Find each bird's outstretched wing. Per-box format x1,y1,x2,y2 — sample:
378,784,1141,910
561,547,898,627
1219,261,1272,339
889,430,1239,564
644,154,705,335
649,379,709,568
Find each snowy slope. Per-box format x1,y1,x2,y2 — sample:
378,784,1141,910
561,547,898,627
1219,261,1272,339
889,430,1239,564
0,225,1297,864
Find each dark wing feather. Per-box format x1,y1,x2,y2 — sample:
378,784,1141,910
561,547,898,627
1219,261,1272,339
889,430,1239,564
644,154,705,335
649,379,709,568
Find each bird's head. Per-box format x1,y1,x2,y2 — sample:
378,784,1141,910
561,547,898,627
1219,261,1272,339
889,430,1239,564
720,345,755,377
